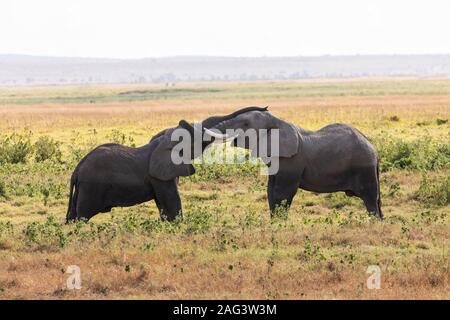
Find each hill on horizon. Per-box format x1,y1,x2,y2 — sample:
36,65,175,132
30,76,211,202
1,54,450,85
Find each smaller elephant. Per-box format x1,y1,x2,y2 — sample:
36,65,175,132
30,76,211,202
66,106,266,222
66,126,194,222
200,107,383,219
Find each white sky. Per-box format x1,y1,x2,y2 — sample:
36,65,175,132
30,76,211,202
0,0,449,58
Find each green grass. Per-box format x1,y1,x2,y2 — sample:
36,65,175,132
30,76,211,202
0,79,448,299
3,79,450,105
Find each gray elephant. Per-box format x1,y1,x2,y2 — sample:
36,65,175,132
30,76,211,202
66,107,266,222
200,107,383,219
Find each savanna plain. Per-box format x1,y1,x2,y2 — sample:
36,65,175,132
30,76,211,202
0,79,448,299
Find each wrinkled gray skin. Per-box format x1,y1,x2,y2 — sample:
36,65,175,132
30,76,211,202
202,107,383,219
66,106,266,222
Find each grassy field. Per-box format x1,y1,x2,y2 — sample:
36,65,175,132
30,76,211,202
0,79,448,299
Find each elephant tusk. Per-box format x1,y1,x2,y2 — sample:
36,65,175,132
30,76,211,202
204,127,229,139
203,127,238,141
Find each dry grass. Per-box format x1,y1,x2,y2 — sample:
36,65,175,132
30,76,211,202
0,79,448,299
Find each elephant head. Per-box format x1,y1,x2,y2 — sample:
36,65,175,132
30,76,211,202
148,125,196,181
149,106,268,181
202,106,299,160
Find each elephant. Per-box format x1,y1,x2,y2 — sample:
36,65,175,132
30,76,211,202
66,106,267,222
200,106,383,219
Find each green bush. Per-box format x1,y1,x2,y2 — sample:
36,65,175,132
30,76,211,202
385,181,401,198
34,136,62,162
68,135,98,164
0,179,6,198
23,215,67,248
389,115,400,122
188,145,263,182
413,210,447,224
300,236,326,262
0,221,14,239
108,129,136,147
182,204,213,235
413,138,450,171
374,134,450,171
416,174,449,207
325,192,353,209
0,133,33,164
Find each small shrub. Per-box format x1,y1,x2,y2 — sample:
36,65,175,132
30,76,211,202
374,134,450,171
182,204,213,234
272,200,289,219
413,211,447,225
68,132,98,164
108,129,136,147
386,181,401,198
414,139,450,171
118,212,141,234
325,192,353,209
324,210,342,225
23,215,67,248
0,133,33,164
212,220,238,252
384,214,408,224
239,210,263,229
34,136,62,162
436,118,448,125
338,211,372,226
388,141,413,169
41,187,50,206
188,145,262,182
416,174,449,207
300,236,326,262
375,136,412,171
0,179,6,198
389,115,400,122
0,221,14,239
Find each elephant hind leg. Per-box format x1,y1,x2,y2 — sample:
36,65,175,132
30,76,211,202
361,191,379,217
75,183,104,221
356,167,382,219
66,176,79,223
66,187,78,223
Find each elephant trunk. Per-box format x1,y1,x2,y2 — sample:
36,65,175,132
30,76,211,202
201,106,268,140
201,106,268,129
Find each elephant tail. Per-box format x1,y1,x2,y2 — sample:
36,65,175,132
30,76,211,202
66,172,78,223
376,159,383,219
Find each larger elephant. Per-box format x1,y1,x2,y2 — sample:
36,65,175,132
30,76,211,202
199,107,383,219
66,106,266,222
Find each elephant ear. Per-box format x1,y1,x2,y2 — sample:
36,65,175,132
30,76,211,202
268,115,299,158
148,129,195,181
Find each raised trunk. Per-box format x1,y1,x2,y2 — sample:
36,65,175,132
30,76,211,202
202,106,267,133
202,106,266,129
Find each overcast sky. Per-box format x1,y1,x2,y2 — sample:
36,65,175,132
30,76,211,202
1,0,449,59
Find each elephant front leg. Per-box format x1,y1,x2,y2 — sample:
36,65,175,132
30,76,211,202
151,178,182,222
268,173,299,217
